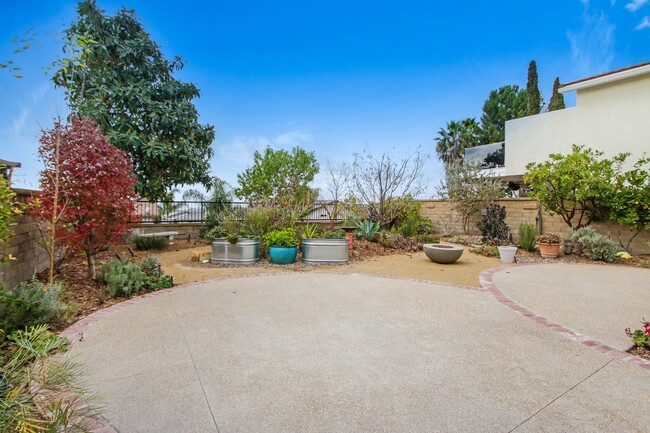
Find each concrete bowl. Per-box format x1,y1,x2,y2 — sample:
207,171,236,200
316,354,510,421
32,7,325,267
423,243,464,264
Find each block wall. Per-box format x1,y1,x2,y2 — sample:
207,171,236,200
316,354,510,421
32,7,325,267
0,189,50,289
419,199,649,254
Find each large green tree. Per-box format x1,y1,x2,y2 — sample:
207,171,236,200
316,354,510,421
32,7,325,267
235,146,319,208
435,118,481,166
547,77,566,111
53,0,214,200
480,85,528,143
524,145,616,229
609,155,650,251
526,60,543,115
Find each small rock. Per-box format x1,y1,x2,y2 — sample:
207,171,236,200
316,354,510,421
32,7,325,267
201,259,210,264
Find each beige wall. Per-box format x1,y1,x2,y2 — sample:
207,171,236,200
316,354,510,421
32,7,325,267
0,190,50,289
419,199,650,254
505,73,650,176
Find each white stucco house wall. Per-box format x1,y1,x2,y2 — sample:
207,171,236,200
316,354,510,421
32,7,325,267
468,60,650,182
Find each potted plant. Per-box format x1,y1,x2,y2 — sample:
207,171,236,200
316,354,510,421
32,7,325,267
208,214,260,264
300,223,349,264
536,233,562,258
266,228,298,264
496,244,517,263
210,232,260,264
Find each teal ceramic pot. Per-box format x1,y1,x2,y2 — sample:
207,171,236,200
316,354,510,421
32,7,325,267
269,246,297,264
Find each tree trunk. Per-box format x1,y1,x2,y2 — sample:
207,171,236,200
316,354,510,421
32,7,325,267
85,248,96,280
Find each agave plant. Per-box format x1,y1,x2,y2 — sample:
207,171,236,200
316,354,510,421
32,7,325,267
300,223,321,239
355,219,381,241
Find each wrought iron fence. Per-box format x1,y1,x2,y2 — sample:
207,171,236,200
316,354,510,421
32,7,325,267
135,200,361,224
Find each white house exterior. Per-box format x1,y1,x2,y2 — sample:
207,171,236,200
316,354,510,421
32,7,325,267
500,60,650,181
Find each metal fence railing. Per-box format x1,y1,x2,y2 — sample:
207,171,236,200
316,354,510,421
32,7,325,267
135,200,362,224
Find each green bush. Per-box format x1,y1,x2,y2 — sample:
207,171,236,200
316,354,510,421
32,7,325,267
564,227,620,263
101,260,147,297
0,277,68,333
518,223,537,251
132,235,169,250
100,256,173,298
139,255,161,277
265,228,298,247
415,234,440,244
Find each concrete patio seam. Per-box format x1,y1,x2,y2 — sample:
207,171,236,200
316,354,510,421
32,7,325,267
507,358,614,432
168,292,221,433
479,264,650,370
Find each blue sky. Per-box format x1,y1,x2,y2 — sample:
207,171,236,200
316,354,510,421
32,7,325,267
1,0,649,197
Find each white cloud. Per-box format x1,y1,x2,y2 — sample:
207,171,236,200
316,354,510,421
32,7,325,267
30,83,50,105
11,108,29,135
636,15,650,28
567,11,615,76
216,135,271,165
216,128,314,166
625,0,648,12
273,130,313,147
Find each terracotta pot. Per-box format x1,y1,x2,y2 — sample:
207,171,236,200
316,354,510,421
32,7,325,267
538,242,561,258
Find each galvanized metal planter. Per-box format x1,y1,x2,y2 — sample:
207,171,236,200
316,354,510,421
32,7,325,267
211,238,259,264
302,238,349,264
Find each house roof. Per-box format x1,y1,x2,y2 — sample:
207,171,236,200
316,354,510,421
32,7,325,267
559,60,650,93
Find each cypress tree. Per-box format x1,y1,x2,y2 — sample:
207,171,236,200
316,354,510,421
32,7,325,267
526,60,543,115
547,77,566,111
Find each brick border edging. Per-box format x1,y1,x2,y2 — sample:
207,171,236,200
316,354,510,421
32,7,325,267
479,264,650,371
60,271,484,432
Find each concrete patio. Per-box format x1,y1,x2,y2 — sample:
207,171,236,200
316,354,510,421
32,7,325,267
64,265,650,432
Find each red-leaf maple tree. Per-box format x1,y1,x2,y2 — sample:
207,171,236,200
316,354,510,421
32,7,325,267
30,116,140,279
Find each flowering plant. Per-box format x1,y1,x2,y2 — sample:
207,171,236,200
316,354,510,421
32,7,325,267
536,233,562,244
469,245,499,258
625,318,650,348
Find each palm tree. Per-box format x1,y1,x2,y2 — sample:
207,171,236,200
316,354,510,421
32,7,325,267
435,118,481,166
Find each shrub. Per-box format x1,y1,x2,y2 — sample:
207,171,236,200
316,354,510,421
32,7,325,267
476,204,511,245
415,234,440,244
469,245,499,258
0,325,101,431
0,277,68,333
321,228,346,238
139,255,161,277
355,219,381,241
132,235,169,250
101,260,147,297
518,223,537,251
265,228,298,247
625,319,650,349
564,227,619,262
397,218,418,237
100,256,172,298
241,205,295,239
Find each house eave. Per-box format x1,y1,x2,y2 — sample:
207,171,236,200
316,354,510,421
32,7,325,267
559,63,650,94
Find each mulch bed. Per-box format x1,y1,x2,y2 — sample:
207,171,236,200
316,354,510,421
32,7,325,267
629,346,650,361
48,239,204,330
